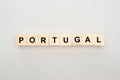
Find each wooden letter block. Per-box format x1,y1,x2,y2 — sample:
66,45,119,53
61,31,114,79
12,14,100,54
93,34,104,46
71,34,83,46
49,34,60,46
60,34,72,46
16,34,27,46
38,34,49,46
26,34,38,46
16,33,104,46
83,34,94,46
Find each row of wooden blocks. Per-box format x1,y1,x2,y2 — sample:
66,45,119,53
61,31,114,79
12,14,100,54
16,34,104,46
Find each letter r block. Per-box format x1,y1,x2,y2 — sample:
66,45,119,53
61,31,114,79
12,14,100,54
38,34,49,46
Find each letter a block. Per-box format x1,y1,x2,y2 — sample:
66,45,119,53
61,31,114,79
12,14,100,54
83,34,94,45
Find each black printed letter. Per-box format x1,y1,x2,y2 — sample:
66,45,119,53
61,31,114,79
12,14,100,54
29,37,35,43
85,37,90,43
75,36,80,43
19,37,24,43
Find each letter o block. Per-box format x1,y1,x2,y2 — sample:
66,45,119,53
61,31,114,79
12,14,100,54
26,34,38,46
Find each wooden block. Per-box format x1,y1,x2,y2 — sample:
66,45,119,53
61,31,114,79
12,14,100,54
71,34,83,46
60,34,72,46
38,34,49,46
49,34,60,46
83,34,94,45
16,33,104,46
93,34,104,46
16,34,27,46
26,34,38,46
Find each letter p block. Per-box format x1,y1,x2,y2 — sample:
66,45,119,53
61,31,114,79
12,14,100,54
16,34,27,46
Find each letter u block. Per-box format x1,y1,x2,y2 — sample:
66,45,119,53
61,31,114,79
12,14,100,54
60,34,72,46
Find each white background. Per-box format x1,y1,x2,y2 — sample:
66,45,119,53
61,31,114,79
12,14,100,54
0,0,120,80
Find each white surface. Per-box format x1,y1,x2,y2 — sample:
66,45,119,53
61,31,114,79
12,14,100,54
0,0,120,80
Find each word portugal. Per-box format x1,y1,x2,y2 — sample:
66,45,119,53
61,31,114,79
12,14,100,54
16,34,104,46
